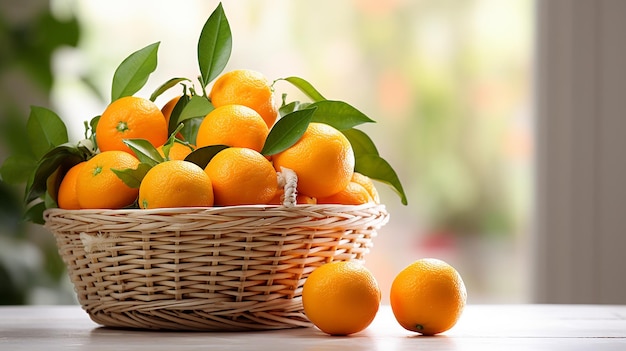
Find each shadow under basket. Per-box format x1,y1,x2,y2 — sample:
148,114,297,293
44,203,389,331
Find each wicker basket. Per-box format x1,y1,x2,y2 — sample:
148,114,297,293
43,203,389,331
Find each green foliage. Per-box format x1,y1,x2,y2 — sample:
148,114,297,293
26,107,68,159
276,77,326,102
309,100,375,131
278,77,408,205
185,145,230,169
24,144,90,205
1,11,79,91
149,77,191,102
0,108,93,226
112,163,152,189
174,95,214,143
0,152,37,185
122,139,164,167
197,3,232,89
111,42,160,102
343,128,407,205
261,107,316,156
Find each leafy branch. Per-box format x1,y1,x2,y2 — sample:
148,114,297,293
274,76,408,205
0,2,408,226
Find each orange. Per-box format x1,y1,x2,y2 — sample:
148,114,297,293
195,104,269,153
204,147,277,206
157,142,194,161
209,69,278,128
139,160,213,209
390,258,467,335
96,96,168,154
302,261,381,336
76,150,140,209
57,162,86,210
351,172,380,204
272,123,355,199
317,182,373,205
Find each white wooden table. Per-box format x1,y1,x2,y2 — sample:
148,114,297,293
1,304,625,350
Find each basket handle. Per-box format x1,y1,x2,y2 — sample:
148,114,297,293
277,167,298,207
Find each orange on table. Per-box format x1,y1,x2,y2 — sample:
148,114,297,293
195,104,269,153
272,123,355,199
351,172,380,204
57,161,86,210
302,261,381,336
96,96,168,154
209,69,278,128
75,150,140,209
316,181,373,205
138,160,213,209
204,147,277,206
156,142,194,161
390,258,467,335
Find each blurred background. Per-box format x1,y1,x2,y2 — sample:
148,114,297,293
0,0,534,304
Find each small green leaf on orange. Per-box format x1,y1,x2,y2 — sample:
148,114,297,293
111,162,152,189
185,144,229,169
261,106,317,156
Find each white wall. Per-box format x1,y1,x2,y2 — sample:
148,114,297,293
534,0,626,303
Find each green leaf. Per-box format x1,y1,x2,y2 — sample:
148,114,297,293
180,117,203,145
23,202,46,225
355,154,408,206
261,107,317,156
278,101,310,118
26,106,69,159
166,123,186,144
44,188,57,209
161,124,188,160
83,115,98,139
149,77,191,102
279,76,326,102
160,142,173,160
88,115,100,135
0,155,37,185
111,42,160,101
342,128,380,156
309,100,375,130
185,145,229,169
122,139,164,167
168,94,191,135
179,95,214,122
342,128,407,205
198,3,232,87
174,95,214,144
111,162,152,189
24,144,87,203
85,115,100,151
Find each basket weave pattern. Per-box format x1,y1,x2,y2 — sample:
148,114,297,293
44,204,389,331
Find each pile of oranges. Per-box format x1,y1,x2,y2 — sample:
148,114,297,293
56,69,380,210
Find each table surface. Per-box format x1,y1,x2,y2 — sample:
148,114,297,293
1,304,625,350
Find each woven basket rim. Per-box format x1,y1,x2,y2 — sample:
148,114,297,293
43,202,388,217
